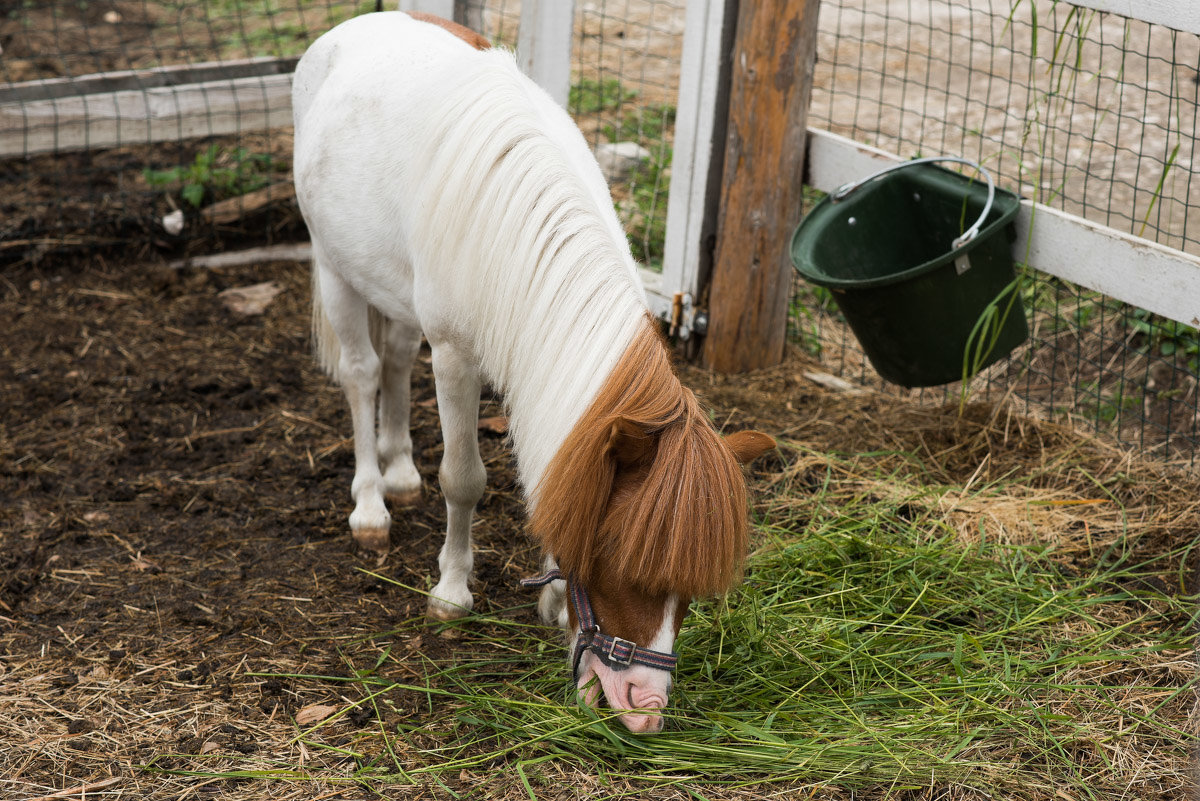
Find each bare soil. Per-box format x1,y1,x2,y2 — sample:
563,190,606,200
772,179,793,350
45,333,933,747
0,2,1195,794
1,253,1196,799
0,255,541,797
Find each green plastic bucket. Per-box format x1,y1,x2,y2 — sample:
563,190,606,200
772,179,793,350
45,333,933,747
790,158,1027,388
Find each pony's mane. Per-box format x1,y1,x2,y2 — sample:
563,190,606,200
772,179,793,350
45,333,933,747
529,320,749,598
405,48,647,486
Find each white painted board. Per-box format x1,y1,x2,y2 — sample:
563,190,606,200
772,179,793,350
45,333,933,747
1066,0,1200,36
0,73,293,157
517,0,576,108
396,0,456,19
660,0,732,327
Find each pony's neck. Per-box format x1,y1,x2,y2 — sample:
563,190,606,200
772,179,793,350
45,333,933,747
495,274,648,501
400,54,650,493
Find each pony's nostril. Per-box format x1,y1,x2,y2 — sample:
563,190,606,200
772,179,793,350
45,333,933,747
620,710,665,734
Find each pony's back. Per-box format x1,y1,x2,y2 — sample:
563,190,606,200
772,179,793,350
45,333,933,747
294,11,647,484
293,12,632,304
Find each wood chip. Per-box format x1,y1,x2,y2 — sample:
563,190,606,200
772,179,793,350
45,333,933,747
802,370,867,394
168,242,312,270
200,182,296,225
218,281,284,316
19,777,121,801
478,415,508,435
295,703,338,725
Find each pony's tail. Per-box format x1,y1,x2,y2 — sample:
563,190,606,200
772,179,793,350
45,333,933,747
309,256,386,384
310,265,342,381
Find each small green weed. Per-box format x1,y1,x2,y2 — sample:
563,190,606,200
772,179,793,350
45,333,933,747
600,102,675,143
789,285,837,356
622,147,670,270
1080,379,1143,424
570,77,636,115
1130,308,1200,371
601,102,677,271
143,144,277,208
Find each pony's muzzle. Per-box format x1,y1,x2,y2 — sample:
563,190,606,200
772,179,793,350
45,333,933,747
576,650,671,735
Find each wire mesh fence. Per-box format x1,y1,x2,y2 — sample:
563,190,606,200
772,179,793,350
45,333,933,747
0,0,680,272
0,0,345,262
570,0,683,270
5,0,1198,463
804,0,1200,464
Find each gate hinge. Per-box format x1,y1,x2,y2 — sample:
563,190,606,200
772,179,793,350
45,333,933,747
662,292,707,339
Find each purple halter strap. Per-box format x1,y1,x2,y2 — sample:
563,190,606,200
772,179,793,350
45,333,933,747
521,569,679,674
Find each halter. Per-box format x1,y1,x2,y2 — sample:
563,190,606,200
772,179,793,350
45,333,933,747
521,569,679,675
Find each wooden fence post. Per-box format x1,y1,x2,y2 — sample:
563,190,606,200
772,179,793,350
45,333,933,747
702,0,820,373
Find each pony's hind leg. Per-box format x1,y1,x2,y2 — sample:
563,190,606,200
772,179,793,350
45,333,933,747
318,263,391,552
376,317,423,505
426,341,486,620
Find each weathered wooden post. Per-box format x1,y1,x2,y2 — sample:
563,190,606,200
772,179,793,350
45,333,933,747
702,0,821,373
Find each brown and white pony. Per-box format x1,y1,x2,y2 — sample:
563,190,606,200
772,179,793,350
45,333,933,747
292,11,774,734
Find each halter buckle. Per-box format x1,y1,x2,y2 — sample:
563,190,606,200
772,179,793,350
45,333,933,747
606,636,636,667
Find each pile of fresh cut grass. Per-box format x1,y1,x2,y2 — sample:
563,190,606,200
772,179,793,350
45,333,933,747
202,436,1196,801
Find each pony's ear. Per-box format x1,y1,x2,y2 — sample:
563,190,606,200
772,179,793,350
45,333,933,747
607,417,655,467
724,430,776,464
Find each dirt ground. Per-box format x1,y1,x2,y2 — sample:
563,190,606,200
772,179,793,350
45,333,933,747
1,251,1196,799
0,254,562,798
0,253,785,800
0,2,1196,794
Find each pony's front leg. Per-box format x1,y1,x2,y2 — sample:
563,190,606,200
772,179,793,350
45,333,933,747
377,318,423,505
537,555,569,629
319,266,391,552
427,342,486,620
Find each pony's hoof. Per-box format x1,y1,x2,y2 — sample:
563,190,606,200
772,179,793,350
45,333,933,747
386,487,422,507
352,527,391,553
426,599,471,621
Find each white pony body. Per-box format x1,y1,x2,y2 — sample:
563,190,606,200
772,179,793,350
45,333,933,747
293,12,773,735
295,12,644,487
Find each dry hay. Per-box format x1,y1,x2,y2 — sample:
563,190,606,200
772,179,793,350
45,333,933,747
698,352,1200,582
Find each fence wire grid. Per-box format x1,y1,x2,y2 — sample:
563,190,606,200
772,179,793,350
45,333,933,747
0,0,681,271
805,0,1200,464
3,0,1199,464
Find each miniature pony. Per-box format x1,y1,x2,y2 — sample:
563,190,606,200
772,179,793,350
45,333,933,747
292,11,774,734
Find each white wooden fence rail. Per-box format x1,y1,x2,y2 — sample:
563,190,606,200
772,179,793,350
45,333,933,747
1067,0,1200,35
0,58,295,157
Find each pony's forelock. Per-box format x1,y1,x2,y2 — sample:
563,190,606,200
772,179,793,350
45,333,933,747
529,321,748,598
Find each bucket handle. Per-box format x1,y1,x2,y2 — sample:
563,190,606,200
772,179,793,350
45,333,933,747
830,156,996,251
